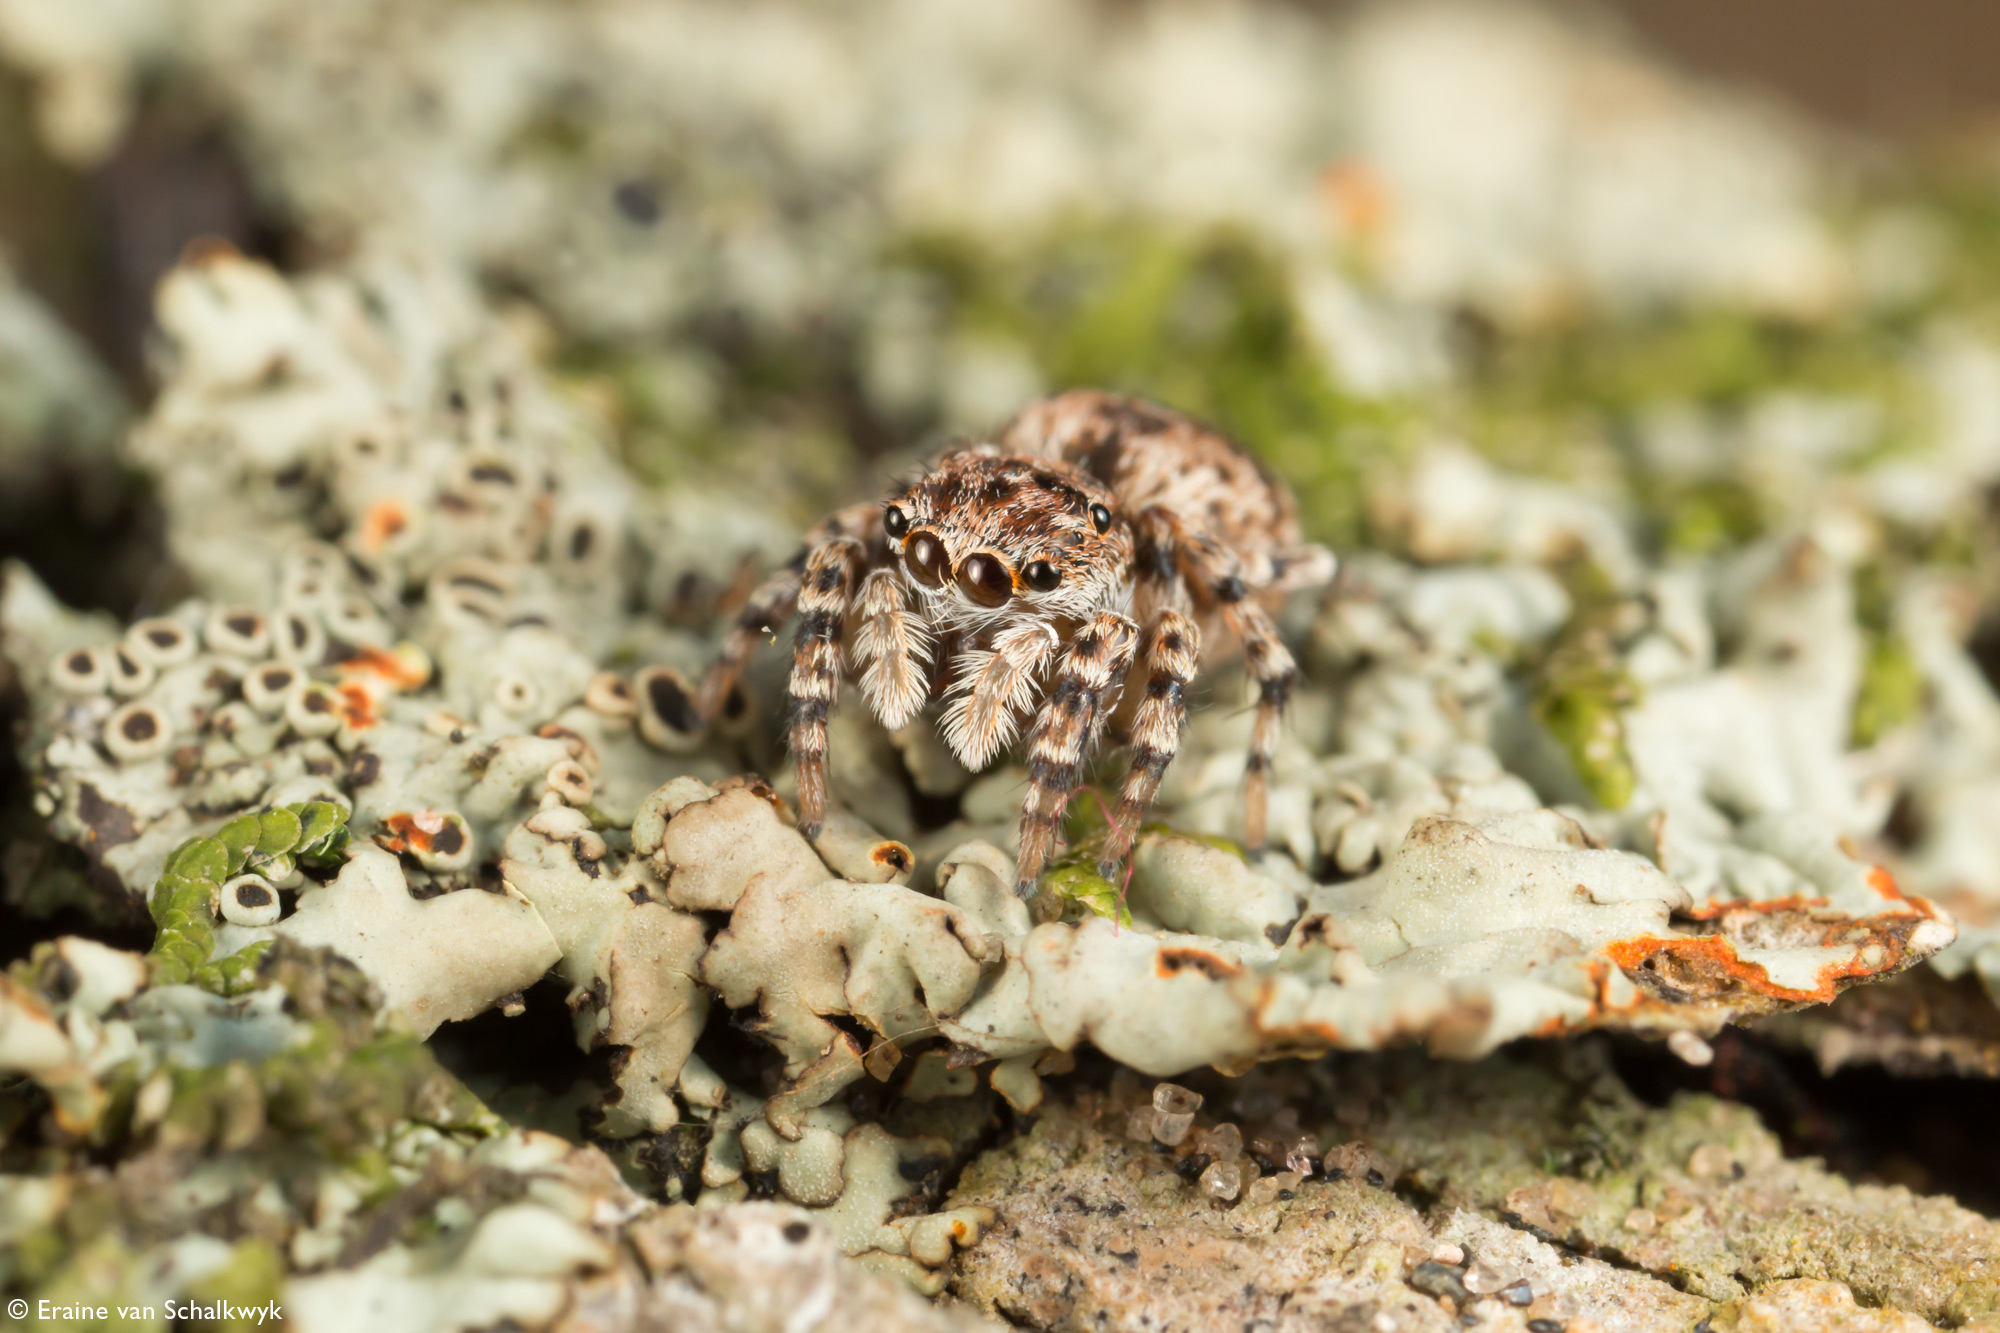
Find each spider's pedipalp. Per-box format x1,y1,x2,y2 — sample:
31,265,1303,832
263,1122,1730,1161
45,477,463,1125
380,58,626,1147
853,568,931,731
941,619,1059,771
1016,611,1138,897
789,536,866,838
1097,610,1200,878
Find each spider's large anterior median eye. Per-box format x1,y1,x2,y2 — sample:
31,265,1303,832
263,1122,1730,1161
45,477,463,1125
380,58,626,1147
1023,560,1061,592
1089,503,1113,533
883,505,909,541
905,531,949,587
958,553,1013,607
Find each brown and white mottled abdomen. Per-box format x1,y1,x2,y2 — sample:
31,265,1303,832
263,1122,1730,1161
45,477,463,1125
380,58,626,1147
999,389,1302,583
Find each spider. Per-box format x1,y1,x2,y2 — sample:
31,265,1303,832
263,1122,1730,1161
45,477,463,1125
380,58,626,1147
693,390,1336,897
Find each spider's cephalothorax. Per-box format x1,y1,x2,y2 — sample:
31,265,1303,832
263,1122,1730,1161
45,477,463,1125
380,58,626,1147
694,390,1336,897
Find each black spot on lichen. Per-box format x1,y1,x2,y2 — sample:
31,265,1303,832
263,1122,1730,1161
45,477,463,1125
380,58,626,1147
347,751,382,787
76,784,140,849
647,672,700,733
612,180,662,225
431,822,467,856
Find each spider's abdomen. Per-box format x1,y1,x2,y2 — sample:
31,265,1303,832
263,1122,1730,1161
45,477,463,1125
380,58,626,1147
998,390,1301,569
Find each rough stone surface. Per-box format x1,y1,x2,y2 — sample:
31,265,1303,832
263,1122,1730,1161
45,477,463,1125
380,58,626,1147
946,1054,2000,1331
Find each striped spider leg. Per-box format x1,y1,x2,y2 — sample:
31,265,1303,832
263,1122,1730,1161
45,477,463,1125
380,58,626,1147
1092,608,1201,881
1014,612,1139,897
693,501,886,838
1126,505,1304,859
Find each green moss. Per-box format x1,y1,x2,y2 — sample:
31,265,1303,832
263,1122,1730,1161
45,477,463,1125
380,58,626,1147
1526,562,1641,810
892,222,1401,547
31,1235,163,1332
1852,632,1924,748
1137,822,1247,861
1656,479,1768,558
187,1240,285,1330
1042,864,1132,928
145,802,351,990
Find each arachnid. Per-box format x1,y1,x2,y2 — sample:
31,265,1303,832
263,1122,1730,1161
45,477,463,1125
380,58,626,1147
694,390,1336,897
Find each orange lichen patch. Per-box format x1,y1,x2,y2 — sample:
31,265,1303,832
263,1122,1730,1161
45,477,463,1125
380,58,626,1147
872,841,914,876
341,645,430,691
375,810,466,860
1602,929,1907,1008
334,681,378,731
1867,864,1907,901
1156,947,1244,981
357,499,410,554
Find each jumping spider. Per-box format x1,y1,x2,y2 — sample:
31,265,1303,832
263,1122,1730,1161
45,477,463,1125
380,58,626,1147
694,390,1335,897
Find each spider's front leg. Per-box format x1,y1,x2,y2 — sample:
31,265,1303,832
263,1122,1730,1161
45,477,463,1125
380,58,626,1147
693,565,801,726
694,501,880,727
1015,612,1138,898
788,537,866,838
1095,610,1200,878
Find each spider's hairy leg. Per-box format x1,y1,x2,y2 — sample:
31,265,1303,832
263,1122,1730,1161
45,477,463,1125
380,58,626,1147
853,568,931,731
1131,508,1193,625
1222,597,1296,857
1015,612,1138,898
789,536,865,839
693,501,881,727
1096,611,1200,879
941,620,1059,771
1143,505,1299,858
694,564,801,726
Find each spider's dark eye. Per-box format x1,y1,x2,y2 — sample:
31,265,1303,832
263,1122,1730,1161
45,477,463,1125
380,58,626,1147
883,505,909,541
1089,503,1113,533
1023,560,1061,592
958,553,1013,607
905,532,949,587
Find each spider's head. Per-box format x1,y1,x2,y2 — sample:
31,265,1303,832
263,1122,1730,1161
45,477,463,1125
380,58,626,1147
883,450,1132,628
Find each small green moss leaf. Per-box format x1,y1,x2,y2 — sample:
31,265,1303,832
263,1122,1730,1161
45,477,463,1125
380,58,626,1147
1043,864,1132,928
255,807,303,857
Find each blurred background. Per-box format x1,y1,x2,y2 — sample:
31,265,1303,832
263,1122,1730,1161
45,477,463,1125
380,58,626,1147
5,0,2000,595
